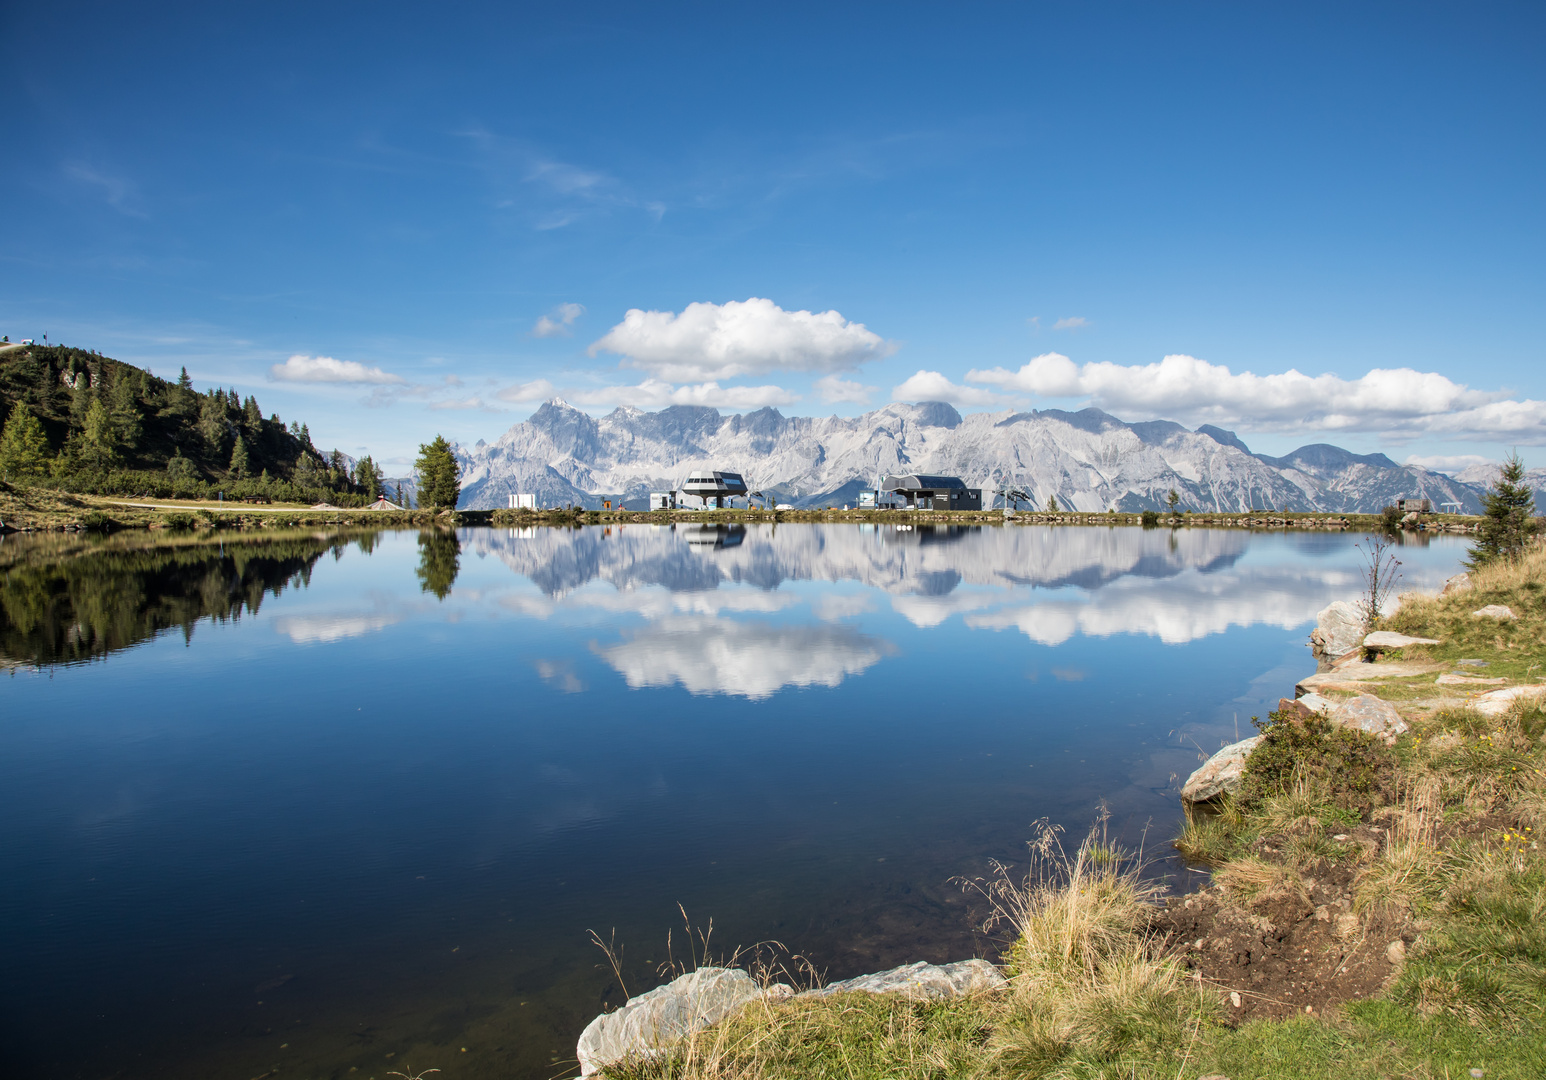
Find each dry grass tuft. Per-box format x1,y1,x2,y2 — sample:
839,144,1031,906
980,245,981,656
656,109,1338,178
1355,777,1444,921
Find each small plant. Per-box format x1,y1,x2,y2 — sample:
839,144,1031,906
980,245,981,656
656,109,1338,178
1237,709,1396,816
1356,532,1402,629
1140,510,1159,528
79,510,114,532
163,511,198,530
1381,504,1403,533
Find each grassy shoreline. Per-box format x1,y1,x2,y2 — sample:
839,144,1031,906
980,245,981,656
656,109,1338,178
0,482,1486,534
589,545,1546,1080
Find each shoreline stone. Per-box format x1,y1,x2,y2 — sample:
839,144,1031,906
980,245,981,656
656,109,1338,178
1182,736,1263,803
1363,631,1439,651
1309,601,1364,661
804,959,1007,1001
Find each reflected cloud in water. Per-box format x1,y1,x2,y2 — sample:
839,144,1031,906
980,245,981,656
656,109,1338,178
597,615,893,699
271,613,403,644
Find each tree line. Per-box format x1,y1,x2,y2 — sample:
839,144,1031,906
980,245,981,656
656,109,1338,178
0,344,454,507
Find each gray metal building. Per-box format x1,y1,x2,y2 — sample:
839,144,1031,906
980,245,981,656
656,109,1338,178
878,474,982,511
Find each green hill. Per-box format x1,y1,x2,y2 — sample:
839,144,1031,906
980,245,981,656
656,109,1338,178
0,343,393,506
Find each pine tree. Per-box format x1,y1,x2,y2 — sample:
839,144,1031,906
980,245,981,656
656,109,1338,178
1466,452,1536,568
353,454,383,498
229,434,251,478
244,395,262,431
1046,494,1058,512
178,367,193,390
415,435,461,510
0,406,51,480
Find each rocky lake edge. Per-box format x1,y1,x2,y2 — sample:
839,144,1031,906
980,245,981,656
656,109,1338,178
569,547,1546,1080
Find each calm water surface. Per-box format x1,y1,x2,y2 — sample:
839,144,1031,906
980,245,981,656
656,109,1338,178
0,523,1467,1079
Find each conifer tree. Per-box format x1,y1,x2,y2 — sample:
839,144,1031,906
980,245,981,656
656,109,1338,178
244,395,263,431
229,434,251,478
0,406,51,480
198,394,228,455
109,371,142,452
415,435,461,510
1466,452,1536,568
79,398,121,469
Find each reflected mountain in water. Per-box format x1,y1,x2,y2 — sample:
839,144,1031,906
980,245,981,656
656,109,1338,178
467,522,1251,598
0,531,380,668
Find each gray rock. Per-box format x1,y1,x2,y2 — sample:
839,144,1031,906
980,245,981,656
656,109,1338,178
1181,736,1263,803
1363,630,1440,650
576,967,766,1077
1330,694,1408,740
1441,572,1473,595
1436,672,1506,686
1310,601,1365,659
1297,692,1334,715
1470,684,1546,719
806,959,1006,1000
1472,604,1515,620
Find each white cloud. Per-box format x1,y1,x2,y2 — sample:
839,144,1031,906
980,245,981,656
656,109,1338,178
271,614,400,644
270,354,405,385
812,593,875,621
427,396,490,411
597,615,891,698
568,378,800,410
1404,454,1495,475
497,378,560,403
533,302,586,338
965,353,1546,442
1053,317,1089,331
891,370,1003,408
815,374,876,405
590,298,894,382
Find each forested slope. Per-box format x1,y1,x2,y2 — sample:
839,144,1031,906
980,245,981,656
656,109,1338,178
0,343,393,505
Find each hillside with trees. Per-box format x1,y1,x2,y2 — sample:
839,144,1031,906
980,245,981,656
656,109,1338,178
0,343,398,506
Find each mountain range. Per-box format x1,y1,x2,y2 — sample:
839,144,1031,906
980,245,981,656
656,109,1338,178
453,398,1538,514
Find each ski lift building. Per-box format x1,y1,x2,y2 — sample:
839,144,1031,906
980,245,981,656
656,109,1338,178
681,471,747,508
879,474,982,511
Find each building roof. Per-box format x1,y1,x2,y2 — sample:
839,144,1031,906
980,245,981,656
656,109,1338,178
681,471,748,494
880,474,969,491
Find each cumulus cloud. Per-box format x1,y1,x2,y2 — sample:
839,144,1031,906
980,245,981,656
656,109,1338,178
597,615,891,698
271,613,401,644
965,353,1546,441
891,370,1003,408
497,378,560,403
567,378,800,410
533,302,586,338
1053,317,1090,331
270,354,405,385
815,374,876,405
590,298,894,382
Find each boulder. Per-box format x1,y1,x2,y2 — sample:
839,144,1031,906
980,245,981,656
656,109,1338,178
1472,605,1515,620
1277,694,1332,719
806,959,1006,1001
1441,572,1473,595
1470,684,1546,719
576,967,768,1077
1363,631,1440,651
1181,736,1263,803
1309,601,1365,660
1329,694,1408,741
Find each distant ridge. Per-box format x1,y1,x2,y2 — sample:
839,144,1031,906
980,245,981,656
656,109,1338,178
455,398,1493,513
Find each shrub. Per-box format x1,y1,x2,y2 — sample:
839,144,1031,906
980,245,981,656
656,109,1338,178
79,510,115,532
1236,709,1396,816
1140,510,1159,528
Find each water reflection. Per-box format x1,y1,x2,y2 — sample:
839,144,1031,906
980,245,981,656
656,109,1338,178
0,531,373,668
416,529,462,599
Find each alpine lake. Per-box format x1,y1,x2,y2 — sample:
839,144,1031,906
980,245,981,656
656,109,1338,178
0,521,1470,1080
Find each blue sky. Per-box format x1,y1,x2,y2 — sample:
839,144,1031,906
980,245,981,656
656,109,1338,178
4,1,1543,471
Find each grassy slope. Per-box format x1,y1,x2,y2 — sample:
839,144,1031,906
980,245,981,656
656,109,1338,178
599,545,1546,1080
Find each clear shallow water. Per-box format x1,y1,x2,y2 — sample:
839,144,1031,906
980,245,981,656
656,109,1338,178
0,523,1467,1079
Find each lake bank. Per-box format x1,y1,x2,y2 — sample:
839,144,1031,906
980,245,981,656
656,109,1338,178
0,481,1485,534
575,542,1546,1080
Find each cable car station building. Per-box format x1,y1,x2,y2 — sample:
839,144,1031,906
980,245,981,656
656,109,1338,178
877,474,982,511
681,471,748,509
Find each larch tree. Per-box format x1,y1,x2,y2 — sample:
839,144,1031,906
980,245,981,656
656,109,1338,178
0,406,51,480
